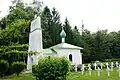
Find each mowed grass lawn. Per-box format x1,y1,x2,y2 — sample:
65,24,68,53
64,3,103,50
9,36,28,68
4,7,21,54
0,68,120,80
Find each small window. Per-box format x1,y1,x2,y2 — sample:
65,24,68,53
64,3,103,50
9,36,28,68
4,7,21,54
69,54,72,61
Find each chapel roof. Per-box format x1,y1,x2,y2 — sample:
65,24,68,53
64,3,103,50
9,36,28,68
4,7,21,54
39,49,57,55
50,42,83,49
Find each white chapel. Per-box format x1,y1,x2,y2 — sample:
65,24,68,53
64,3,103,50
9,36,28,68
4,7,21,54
27,15,83,71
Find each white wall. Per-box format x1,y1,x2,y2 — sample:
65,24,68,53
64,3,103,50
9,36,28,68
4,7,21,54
27,48,82,71
72,49,82,64
54,48,82,65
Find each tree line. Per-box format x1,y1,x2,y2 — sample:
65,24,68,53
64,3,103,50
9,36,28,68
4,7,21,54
0,0,120,63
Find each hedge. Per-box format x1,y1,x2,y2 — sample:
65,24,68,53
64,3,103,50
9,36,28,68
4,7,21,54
12,61,26,76
32,57,70,80
0,60,9,77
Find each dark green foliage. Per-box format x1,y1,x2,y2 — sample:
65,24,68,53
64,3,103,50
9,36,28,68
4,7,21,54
0,19,30,45
32,57,70,80
0,45,28,64
0,60,9,77
103,58,120,62
0,44,28,52
8,0,34,22
63,18,74,44
0,0,33,46
0,45,29,76
32,65,38,78
12,61,26,76
41,6,62,48
6,66,14,76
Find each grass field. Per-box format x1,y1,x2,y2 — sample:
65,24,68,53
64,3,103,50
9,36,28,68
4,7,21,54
68,68,120,80
0,74,34,80
0,68,120,80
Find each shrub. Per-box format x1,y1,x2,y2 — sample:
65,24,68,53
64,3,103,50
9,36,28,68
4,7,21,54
5,66,14,76
32,57,70,80
70,65,75,72
103,58,120,62
12,61,26,76
0,60,9,77
32,65,38,77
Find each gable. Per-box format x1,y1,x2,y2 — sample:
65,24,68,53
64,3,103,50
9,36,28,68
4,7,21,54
50,43,83,49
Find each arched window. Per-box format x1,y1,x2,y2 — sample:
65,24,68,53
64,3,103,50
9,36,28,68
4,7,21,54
69,54,72,61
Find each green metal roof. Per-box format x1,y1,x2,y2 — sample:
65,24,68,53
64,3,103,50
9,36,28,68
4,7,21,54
60,29,66,38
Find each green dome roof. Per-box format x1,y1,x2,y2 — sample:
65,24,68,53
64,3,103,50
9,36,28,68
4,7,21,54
60,29,66,38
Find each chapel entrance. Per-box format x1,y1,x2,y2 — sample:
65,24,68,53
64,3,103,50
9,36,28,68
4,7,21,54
69,54,72,61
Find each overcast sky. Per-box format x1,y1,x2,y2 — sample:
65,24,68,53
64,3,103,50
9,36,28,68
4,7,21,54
0,0,120,32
